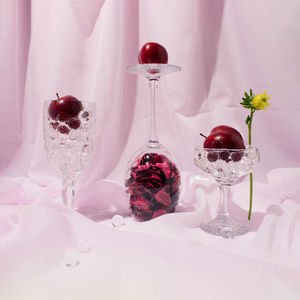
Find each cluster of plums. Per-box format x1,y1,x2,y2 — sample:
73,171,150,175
48,94,85,134
202,125,245,162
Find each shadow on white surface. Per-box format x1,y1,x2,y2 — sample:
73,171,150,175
74,180,131,222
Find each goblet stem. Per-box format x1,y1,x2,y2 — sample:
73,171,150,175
200,181,248,238
147,79,159,148
218,183,230,216
62,176,76,208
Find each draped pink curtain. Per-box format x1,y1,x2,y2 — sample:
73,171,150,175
2,0,300,182
1,1,300,297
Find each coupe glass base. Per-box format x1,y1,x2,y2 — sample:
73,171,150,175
200,213,248,238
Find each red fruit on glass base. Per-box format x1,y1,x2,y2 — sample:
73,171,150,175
138,42,168,64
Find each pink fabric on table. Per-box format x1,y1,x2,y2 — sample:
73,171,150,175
0,0,300,299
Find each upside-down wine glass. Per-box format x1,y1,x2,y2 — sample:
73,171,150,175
125,64,181,221
194,147,259,238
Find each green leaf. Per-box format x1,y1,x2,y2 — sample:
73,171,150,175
245,115,251,124
241,89,256,110
240,100,253,109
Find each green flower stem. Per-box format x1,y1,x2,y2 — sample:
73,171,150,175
247,109,255,220
248,110,255,145
248,172,253,220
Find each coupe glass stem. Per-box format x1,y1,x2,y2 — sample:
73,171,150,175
218,183,230,216
62,176,76,208
147,79,159,148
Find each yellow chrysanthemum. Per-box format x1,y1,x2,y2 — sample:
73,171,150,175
240,88,271,220
251,91,271,110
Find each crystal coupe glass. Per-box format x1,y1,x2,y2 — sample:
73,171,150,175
125,64,181,221
43,100,96,208
194,147,259,238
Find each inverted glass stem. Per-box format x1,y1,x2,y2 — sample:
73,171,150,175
147,79,159,148
218,184,230,215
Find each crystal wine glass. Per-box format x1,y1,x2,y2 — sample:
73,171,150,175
125,64,181,221
43,100,96,208
43,99,96,266
194,146,259,238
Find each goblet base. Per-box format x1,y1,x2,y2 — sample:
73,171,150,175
200,213,248,238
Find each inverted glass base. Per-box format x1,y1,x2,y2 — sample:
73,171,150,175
200,213,248,238
127,64,181,80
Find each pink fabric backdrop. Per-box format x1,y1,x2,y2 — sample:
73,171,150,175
1,0,300,299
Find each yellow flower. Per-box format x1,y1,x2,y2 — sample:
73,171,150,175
251,91,271,110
